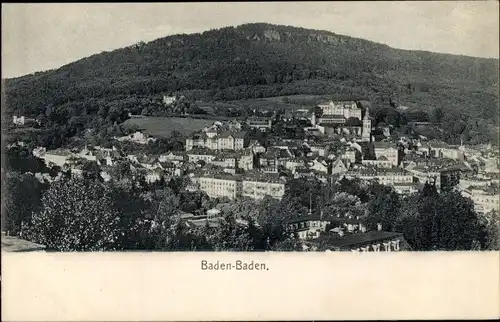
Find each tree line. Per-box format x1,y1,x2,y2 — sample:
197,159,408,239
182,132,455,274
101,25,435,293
5,164,498,251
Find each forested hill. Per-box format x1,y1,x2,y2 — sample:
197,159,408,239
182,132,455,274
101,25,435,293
4,23,499,143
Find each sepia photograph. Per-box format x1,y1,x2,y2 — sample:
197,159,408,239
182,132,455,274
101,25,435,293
1,1,499,320
2,1,499,254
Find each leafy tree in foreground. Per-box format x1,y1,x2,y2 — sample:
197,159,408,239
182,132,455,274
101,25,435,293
22,178,121,251
478,210,500,251
395,189,485,251
205,213,257,251
3,172,48,236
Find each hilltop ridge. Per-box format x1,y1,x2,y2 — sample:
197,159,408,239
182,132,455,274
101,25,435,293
4,23,499,145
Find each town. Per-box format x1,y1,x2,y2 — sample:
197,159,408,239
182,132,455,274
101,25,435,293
4,96,499,252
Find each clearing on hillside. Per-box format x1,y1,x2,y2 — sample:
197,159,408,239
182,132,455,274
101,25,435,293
122,117,214,137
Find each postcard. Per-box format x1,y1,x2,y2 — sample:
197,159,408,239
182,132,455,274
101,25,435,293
2,2,499,321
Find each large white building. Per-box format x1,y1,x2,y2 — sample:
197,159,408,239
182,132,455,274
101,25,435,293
462,185,500,214
163,95,177,106
317,101,362,120
241,175,286,200
246,116,272,131
312,101,372,141
115,131,156,145
196,174,242,200
373,142,399,166
194,172,287,200
344,167,414,186
186,131,248,151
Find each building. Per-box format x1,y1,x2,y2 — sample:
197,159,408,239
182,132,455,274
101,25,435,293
237,150,254,171
285,158,306,172
408,163,463,191
361,109,372,141
462,185,499,214
345,166,414,186
408,165,441,190
196,174,242,200
285,215,331,239
163,95,177,105
77,146,97,162
259,147,293,173
246,116,272,131
286,214,366,240
218,131,247,150
145,169,164,183
39,148,73,168
187,149,216,164
331,159,348,175
12,115,25,125
315,229,408,252
159,152,187,163
249,140,266,154
373,142,399,166
308,142,329,157
309,157,329,173
392,182,421,195
341,147,357,167
195,171,287,201
428,141,465,160
115,131,156,145
241,174,286,200
361,157,393,168
227,120,243,131
186,132,207,151
211,153,237,169
185,131,248,151
317,101,362,120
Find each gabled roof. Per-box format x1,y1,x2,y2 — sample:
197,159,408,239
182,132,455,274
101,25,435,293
373,141,398,149
318,230,403,248
218,130,247,139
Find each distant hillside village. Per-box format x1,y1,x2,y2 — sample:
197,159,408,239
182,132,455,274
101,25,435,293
4,98,499,252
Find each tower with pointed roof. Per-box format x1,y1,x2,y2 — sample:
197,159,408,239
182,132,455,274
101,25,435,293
362,108,372,142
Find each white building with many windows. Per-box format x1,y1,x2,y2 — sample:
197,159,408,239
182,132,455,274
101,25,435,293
196,174,242,200
241,174,286,200
461,185,500,214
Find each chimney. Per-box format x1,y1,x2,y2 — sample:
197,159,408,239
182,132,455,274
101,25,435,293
377,223,382,231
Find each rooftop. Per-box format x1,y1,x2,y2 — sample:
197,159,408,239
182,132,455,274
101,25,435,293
319,100,358,107
373,141,398,149
2,235,46,252
187,148,216,156
318,230,403,248
348,166,410,176
45,148,72,156
218,130,247,139
466,184,500,195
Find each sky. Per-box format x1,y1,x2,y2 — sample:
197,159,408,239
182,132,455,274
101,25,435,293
2,1,499,79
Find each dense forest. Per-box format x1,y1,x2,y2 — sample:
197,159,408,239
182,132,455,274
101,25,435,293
4,23,499,145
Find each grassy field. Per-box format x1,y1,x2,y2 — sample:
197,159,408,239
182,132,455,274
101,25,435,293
122,117,214,137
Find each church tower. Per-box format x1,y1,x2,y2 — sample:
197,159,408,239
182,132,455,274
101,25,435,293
362,108,372,142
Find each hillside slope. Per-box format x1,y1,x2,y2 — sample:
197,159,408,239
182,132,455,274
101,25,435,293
4,23,499,144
